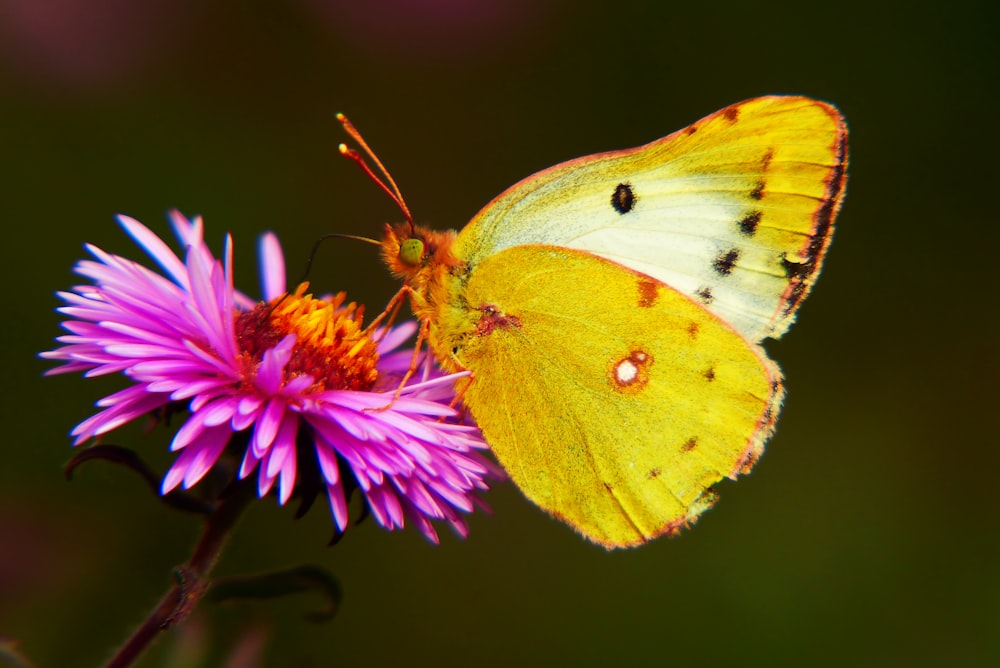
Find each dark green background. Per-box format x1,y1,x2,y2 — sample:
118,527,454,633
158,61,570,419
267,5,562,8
2,0,997,666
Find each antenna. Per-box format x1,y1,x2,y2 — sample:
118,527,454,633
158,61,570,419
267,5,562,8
336,113,415,232
293,232,380,288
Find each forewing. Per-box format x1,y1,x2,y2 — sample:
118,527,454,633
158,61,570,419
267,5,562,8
454,96,848,342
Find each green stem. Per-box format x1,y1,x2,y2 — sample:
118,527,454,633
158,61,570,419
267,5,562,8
104,482,256,668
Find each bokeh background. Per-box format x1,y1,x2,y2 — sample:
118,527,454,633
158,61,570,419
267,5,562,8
2,0,997,666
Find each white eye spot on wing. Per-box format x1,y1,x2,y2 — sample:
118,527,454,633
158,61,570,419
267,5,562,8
609,349,652,394
615,358,638,384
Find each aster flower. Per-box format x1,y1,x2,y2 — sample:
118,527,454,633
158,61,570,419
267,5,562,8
42,210,497,543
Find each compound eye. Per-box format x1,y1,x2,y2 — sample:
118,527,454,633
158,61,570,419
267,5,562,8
399,238,425,266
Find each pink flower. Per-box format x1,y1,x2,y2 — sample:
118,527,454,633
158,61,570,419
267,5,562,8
43,211,498,543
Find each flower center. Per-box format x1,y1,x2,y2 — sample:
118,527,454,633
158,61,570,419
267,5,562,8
235,285,380,392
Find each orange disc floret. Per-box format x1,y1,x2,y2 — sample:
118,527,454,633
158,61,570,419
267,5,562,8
234,284,379,392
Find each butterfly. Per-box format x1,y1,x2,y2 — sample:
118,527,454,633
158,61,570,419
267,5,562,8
338,96,848,548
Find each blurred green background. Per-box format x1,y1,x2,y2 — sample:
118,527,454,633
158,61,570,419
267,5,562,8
2,0,997,666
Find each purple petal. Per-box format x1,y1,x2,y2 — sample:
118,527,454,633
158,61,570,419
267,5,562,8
259,232,286,301
70,389,167,445
255,335,295,394
182,425,232,488
252,397,286,457
200,397,238,427
265,414,298,478
375,321,417,354
277,451,297,505
257,466,277,498
314,441,341,485
117,215,189,288
408,511,440,545
161,424,232,493
238,446,261,480
325,483,349,531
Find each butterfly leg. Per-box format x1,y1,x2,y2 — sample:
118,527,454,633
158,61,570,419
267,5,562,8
362,284,410,340
365,316,432,412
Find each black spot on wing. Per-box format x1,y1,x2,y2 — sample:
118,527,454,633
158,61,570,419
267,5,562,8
781,255,810,279
739,211,762,236
713,249,740,276
611,183,636,214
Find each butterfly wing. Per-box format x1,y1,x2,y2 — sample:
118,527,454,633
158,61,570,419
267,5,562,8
446,245,783,548
453,96,848,343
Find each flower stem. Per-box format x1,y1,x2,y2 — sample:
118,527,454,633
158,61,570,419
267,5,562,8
104,481,256,668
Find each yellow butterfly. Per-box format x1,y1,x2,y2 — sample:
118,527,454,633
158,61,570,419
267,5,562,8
339,96,848,548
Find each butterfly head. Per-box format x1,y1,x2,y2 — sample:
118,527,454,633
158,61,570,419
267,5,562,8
381,222,459,286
